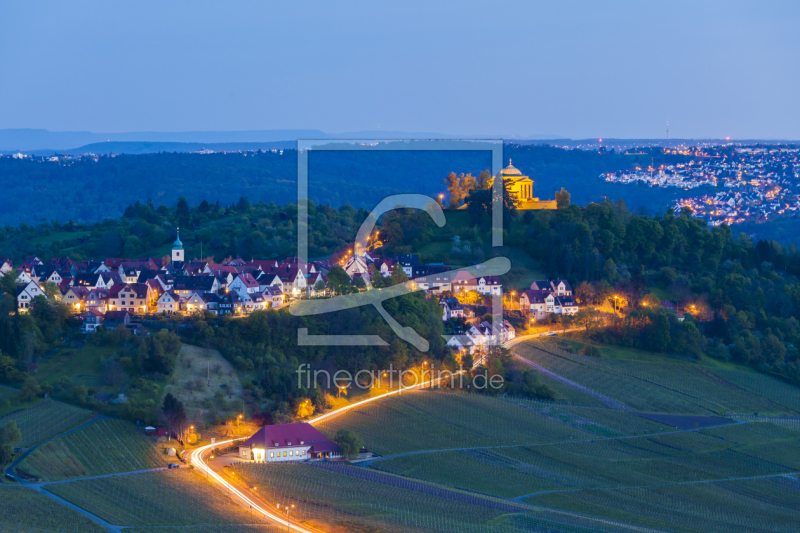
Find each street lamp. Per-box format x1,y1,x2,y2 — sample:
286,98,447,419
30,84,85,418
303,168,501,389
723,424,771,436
237,414,242,437
613,295,618,313
277,503,295,533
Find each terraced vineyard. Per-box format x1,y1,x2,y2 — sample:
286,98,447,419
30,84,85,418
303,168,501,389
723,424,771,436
47,469,268,529
374,421,800,499
527,475,800,533
517,340,800,415
0,398,92,447
232,462,635,533
315,388,589,455
19,419,170,481
506,400,677,437
0,486,107,532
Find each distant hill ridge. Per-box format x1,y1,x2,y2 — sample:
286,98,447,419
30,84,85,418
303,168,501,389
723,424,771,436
0,128,568,152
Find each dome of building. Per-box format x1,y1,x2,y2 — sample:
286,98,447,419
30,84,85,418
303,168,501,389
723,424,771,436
501,159,523,176
173,229,183,249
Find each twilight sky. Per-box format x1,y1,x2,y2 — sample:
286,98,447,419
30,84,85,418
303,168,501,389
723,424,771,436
1,0,798,139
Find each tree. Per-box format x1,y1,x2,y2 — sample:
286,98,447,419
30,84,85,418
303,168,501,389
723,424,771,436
326,266,355,295
461,173,479,197
555,187,571,209
236,196,252,212
443,172,465,208
465,189,492,226
477,169,492,190
603,259,618,282
560,313,574,333
18,377,41,402
176,197,190,226
646,314,671,352
574,307,600,333
334,428,363,460
0,421,22,468
293,398,315,420
0,352,21,382
42,281,60,300
641,293,661,308
162,393,186,441
575,281,596,305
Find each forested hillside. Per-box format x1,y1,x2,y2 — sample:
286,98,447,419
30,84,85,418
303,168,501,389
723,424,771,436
1,145,705,227
0,197,367,263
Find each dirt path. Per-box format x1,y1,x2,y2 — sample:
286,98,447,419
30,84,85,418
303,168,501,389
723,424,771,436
514,353,633,411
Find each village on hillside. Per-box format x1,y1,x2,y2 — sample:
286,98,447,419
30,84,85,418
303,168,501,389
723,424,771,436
2,224,581,354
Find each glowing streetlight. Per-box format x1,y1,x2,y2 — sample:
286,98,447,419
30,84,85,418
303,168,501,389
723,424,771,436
277,503,295,533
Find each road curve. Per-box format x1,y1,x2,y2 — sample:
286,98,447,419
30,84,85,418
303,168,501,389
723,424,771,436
188,334,559,530
188,370,454,531
188,442,315,533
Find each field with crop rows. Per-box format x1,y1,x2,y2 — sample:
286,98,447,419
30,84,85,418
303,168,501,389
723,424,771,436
315,388,590,455
0,398,92,447
0,486,107,532
597,358,800,415
506,399,676,437
47,469,271,528
374,420,800,499
19,419,169,481
524,339,800,416
232,462,636,533
528,475,800,533
513,341,728,415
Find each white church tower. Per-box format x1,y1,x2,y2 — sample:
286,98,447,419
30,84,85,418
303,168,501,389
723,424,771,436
172,229,184,262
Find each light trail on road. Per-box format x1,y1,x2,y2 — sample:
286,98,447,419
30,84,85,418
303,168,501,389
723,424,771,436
189,442,316,533
189,333,554,530
188,369,455,531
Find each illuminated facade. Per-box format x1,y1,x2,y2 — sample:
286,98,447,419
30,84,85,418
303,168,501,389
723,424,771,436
238,423,342,462
488,160,557,210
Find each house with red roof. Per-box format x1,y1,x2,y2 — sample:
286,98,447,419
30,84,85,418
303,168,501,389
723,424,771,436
238,423,342,462
229,272,260,298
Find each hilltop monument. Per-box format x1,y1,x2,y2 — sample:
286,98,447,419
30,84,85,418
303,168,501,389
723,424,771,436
490,160,557,210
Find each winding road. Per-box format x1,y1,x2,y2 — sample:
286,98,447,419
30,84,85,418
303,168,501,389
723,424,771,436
188,367,460,532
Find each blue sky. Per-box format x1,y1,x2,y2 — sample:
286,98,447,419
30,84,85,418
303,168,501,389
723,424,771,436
1,0,798,139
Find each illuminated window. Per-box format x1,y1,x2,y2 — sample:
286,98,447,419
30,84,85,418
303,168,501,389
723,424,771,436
283,451,287,457
289,451,293,456
270,452,274,458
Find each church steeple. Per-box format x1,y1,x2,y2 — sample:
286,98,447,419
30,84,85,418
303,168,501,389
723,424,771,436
172,228,184,262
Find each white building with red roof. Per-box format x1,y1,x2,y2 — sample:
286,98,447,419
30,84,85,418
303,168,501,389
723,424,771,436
238,423,342,462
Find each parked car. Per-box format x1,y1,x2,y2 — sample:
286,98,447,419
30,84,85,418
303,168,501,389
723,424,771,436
548,332,557,336
168,463,180,469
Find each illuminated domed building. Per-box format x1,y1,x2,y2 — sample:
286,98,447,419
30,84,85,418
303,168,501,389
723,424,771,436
490,160,557,210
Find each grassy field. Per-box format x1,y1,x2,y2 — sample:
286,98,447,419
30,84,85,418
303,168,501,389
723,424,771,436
35,344,119,394
0,397,92,447
0,486,107,532
163,344,244,422
17,419,170,481
46,469,268,529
